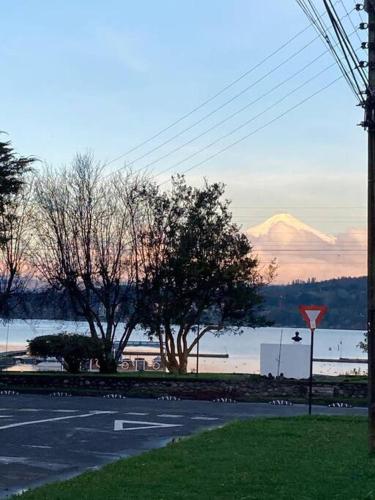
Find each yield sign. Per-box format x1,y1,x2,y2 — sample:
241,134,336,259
114,419,183,431
299,305,327,330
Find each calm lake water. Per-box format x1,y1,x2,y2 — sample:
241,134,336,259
0,319,367,375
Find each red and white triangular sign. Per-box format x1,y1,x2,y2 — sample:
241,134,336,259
299,305,327,330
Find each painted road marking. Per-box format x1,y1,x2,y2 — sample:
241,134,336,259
124,412,149,416
23,445,52,449
0,415,12,419
19,409,78,413
114,419,183,431
73,427,114,434
0,410,115,431
50,409,79,413
157,414,183,418
191,417,219,421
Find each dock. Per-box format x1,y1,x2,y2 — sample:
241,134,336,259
314,357,368,364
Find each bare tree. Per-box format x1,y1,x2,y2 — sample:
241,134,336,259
32,154,148,372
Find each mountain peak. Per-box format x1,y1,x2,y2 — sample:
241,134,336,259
247,213,336,245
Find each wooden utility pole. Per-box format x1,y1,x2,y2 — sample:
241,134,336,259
296,0,374,451
365,0,375,453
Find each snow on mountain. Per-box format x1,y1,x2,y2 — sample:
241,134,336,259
245,213,365,283
247,213,336,245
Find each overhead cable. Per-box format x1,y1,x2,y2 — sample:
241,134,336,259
158,75,343,185
103,3,335,171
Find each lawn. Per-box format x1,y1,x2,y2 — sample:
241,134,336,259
14,416,375,500
1,370,261,381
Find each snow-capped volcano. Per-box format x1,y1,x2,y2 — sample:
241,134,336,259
247,213,336,245
245,213,365,283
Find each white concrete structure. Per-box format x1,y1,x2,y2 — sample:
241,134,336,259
260,343,310,379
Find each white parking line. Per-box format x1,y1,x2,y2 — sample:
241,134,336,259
18,409,43,412
23,445,52,449
0,410,115,431
19,409,79,413
114,419,183,431
190,416,219,421
157,414,183,418
51,410,79,413
124,412,149,416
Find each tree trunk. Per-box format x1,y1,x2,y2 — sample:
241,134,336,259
165,353,188,375
177,353,188,375
165,353,180,375
98,352,117,373
65,357,81,374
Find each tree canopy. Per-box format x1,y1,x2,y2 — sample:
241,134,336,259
138,176,272,374
29,333,101,373
0,137,34,230
0,136,34,317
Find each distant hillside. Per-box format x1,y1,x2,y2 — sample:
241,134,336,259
262,276,366,330
3,277,367,331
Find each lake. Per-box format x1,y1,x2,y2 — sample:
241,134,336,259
0,319,367,375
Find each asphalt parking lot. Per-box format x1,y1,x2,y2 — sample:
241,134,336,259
0,395,367,498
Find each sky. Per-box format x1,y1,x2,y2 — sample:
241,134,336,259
1,0,368,279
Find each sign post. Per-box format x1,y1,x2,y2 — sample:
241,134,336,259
299,305,328,415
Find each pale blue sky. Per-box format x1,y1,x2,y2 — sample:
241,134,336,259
1,0,367,233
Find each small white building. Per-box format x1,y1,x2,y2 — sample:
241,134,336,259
260,343,310,379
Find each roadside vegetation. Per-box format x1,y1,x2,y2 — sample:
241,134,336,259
13,416,375,500
0,142,274,375
1,370,368,383
28,334,101,373
30,157,273,374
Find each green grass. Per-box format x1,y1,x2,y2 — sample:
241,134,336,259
14,416,375,500
0,371,264,381
1,370,369,383
315,374,368,384
2,371,369,384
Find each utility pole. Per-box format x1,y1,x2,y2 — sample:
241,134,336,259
296,0,374,451
365,0,375,453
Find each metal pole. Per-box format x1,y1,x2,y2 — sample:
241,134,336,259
308,328,315,416
196,324,200,376
277,329,283,377
5,323,9,354
367,0,375,453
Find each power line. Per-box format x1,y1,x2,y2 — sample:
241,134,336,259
241,232,363,236
102,4,337,172
296,0,368,102
254,249,366,252
326,0,368,85
150,63,341,178
107,6,357,180
230,205,366,208
157,75,343,184
127,56,341,178
356,4,365,23
124,36,358,184
296,0,361,99
338,0,363,45
106,35,325,178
